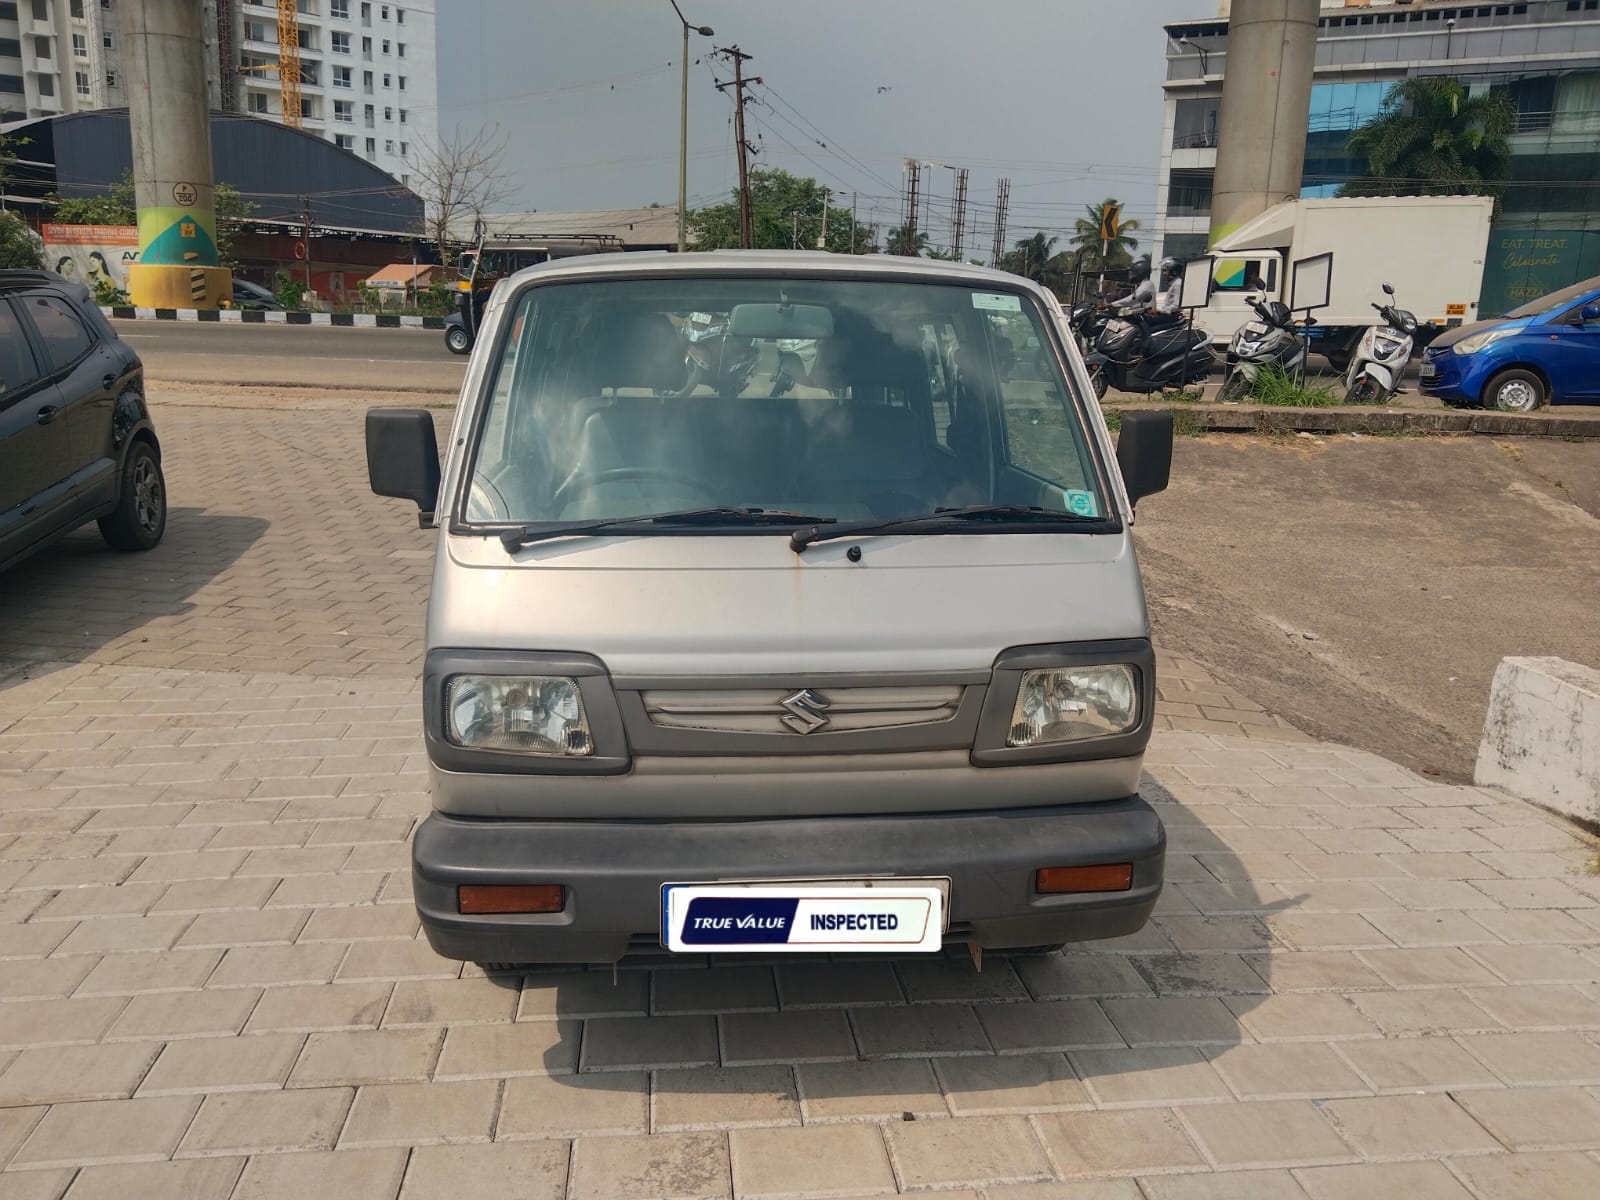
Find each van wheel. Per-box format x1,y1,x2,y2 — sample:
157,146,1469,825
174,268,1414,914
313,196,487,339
445,325,471,354
98,440,166,551
1484,368,1546,412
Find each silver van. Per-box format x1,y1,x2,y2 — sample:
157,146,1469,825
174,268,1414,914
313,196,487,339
366,251,1173,967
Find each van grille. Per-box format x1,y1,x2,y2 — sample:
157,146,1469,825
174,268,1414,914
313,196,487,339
641,685,963,735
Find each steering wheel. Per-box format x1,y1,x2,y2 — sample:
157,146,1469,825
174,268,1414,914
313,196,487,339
551,467,720,511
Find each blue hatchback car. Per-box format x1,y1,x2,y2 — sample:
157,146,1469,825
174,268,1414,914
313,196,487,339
1420,275,1600,411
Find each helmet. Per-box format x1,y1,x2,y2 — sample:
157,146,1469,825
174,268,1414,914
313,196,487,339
1160,256,1179,275
1127,260,1150,284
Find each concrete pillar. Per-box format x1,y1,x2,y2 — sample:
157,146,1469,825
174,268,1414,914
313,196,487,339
1208,0,1319,247
123,0,231,309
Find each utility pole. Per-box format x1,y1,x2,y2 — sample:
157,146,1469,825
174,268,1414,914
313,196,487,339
301,195,313,298
850,192,857,253
991,177,1010,268
818,194,827,250
950,167,969,261
901,160,920,256
715,46,760,249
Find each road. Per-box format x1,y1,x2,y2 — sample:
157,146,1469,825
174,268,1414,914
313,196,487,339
115,319,467,393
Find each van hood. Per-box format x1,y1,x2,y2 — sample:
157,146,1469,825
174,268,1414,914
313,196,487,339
427,531,1150,677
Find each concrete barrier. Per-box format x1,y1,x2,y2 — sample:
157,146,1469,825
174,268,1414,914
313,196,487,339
1475,656,1600,832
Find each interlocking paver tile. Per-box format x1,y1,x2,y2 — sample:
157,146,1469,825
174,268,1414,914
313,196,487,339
382,976,519,1027
1466,943,1600,984
73,948,221,996
884,1115,1053,1190
729,1124,895,1199
1455,1031,1600,1085
651,966,778,1015
1014,953,1153,1000
1137,952,1271,996
174,907,308,949
773,961,904,1009
1033,1108,1207,1177
1446,1150,1600,1200
336,939,458,982
176,1086,353,1157
580,1015,718,1072
230,1148,407,1200
934,1052,1090,1115
0,955,96,1001
0,997,127,1050
1346,989,1503,1037
1452,1085,1600,1151
516,970,649,1020
1177,1099,1356,1170
1293,1160,1475,1200
1101,997,1243,1046
498,1072,649,1139
433,1020,579,1078
206,942,347,988
718,1009,856,1065
973,998,1125,1053
339,1079,499,1148
1242,952,1386,994
849,1003,991,1057
1331,1035,1501,1093
1204,1042,1370,1101
0,1168,70,1199
54,1157,247,1200
398,1142,570,1200
795,1060,946,1124
566,1131,730,1200
652,1065,800,1131
287,1027,443,1087
11,1096,201,1170
1073,1045,1232,1108
0,1103,46,1167
1138,1169,1314,1199
893,958,1030,1004
1317,1094,1501,1159
1356,947,1503,989
0,1042,160,1106
136,1032,303,1095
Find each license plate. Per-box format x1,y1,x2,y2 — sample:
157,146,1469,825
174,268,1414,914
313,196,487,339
1419,364,1438,378
1243,320,1268,335
662,879,948,953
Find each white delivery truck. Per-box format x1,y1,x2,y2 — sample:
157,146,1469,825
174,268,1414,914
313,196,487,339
1195,195,1495,370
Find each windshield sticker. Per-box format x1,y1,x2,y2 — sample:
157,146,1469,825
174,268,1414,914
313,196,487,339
1063,489,1100,518
971,291,1022,312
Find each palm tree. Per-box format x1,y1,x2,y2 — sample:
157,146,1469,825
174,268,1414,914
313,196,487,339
884,225,931,256
1069,199,1141,270
999,233,1077,296
1340,76,1513,203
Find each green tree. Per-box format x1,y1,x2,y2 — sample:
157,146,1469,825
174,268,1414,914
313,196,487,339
998,232,1079,296
883,225,930,256
1069,198,1141,270
688,169,876,254
0,210,43,270
50,172,256,267
1339,76,1514,204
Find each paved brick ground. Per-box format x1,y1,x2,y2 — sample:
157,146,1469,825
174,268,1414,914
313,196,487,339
1,401,1598,1199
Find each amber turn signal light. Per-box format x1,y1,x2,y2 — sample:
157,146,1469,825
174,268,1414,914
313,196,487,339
1035,864,1133,894
458,884,565,914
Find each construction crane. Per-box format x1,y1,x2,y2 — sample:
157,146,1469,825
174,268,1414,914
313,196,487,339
276,0,303,129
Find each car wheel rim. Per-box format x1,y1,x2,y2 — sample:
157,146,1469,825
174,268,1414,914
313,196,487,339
133,457,163,533
1497,380,1536,411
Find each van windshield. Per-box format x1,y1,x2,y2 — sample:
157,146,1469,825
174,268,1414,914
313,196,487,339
461,276,1109,530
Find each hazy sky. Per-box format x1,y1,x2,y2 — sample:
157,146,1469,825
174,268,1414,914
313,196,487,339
437,0,1204,249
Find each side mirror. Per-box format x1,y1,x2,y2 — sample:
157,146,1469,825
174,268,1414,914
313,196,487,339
1581,305,1600,324
1382,282,1395,296
1116,409,1173,511
366,408,441,523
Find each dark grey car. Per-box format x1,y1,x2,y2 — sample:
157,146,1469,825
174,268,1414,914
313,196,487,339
0,271,165,572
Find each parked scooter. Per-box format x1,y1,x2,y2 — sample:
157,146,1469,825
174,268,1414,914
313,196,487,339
1068,302,1116,356
673,311,760,398
1217,296,1306,403
1344,283,1417,405
1083,312,1214,397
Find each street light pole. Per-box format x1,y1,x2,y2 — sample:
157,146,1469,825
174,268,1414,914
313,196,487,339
670,0,713,254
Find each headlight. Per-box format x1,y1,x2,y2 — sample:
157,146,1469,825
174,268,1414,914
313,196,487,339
444,675,593,755
1007,665,1138,747
1452,328,1517,355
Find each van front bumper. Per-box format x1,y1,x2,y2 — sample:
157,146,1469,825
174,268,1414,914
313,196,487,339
411,795,1165,964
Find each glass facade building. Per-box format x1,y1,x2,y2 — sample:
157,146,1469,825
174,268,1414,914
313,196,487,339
1153,0,1600,314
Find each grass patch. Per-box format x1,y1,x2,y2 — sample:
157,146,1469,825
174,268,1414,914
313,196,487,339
1102,410,1122,432
1250,363,1345,408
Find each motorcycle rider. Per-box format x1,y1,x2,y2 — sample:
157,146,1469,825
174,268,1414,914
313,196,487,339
1111,260,1155,314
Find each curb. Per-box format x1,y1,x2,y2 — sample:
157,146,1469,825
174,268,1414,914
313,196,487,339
1105,401,1600,439
103,306,445,330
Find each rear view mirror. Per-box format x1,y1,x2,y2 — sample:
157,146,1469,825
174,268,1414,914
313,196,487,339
1382,282,1395,296
1115,409,1173,511
1581,305,1600,324
728,303,834,340
366,408,441,523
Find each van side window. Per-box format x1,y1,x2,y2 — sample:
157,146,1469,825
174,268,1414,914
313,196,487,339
0,298,42,400
1212,258,1278,294
27,295,95,371
987,311,1095,494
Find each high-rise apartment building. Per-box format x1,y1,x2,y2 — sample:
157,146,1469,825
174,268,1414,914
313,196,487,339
219,0,437,188
1152,0,1600,310
1,0,437,189
0,0,126,121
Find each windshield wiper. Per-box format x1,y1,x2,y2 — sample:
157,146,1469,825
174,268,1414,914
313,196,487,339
789,504,1103,553
497,507,836,551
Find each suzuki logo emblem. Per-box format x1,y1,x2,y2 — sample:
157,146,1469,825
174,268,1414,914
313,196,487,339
780,689,830,734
